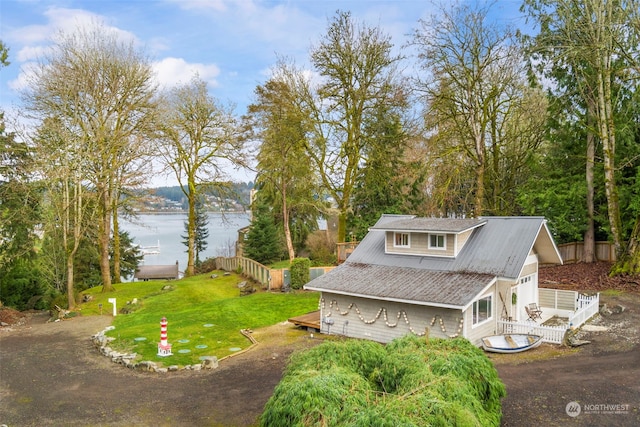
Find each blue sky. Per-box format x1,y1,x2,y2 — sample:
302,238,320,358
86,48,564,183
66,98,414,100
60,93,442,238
0,0,525,183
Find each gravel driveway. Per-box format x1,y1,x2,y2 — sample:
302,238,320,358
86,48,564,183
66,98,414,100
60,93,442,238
1,291,639,426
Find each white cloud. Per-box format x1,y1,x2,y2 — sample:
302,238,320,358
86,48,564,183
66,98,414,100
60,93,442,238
164,0,228,12
7,61,38,92
16,45,50,62
152,57,220,89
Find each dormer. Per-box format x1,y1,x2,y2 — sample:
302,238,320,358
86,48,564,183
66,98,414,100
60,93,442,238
371,217,486,258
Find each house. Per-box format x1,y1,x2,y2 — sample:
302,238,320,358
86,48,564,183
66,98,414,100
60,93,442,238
134,262,180,281
304,214,567,346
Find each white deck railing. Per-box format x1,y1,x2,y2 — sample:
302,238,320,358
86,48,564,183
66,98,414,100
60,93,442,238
569,293,600,327
499,291,600,344
497,320,567,344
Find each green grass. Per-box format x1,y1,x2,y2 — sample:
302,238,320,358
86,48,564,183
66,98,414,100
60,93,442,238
268,260,291,269
80,271,319,367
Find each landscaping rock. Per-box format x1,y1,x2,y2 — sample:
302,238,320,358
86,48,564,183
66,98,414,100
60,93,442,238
611,304,626,314
600,303,613,316
135,361,158,372
238,281,255,296
201,356,218,369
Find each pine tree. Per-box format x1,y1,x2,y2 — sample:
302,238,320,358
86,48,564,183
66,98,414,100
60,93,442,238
183,199,209,267
244,205,282,264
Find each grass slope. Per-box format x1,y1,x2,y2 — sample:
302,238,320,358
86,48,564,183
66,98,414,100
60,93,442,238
81,271,319,366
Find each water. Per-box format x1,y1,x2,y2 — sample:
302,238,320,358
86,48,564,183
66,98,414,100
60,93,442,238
121,212,250,273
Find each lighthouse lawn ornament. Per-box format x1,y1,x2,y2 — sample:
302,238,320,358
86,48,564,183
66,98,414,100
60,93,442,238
157,317,173,357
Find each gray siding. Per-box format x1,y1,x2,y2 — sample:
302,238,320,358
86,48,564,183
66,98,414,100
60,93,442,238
385,231,455,257
521,261,537,277
319,293,464,344
456,229,473,254
464,285,498,346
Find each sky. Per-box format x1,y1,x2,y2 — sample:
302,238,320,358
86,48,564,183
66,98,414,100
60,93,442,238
0,0,525,185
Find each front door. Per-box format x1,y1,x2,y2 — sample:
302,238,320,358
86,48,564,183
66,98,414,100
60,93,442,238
513,274,537,321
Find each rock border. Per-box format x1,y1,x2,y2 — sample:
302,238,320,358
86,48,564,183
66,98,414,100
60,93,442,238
91,325,219,373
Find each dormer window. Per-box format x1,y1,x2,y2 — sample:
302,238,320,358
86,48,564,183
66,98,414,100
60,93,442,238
429,233,446,250
394,232,410,248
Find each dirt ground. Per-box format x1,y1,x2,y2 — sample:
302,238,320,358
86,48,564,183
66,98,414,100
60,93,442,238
1,262,639,426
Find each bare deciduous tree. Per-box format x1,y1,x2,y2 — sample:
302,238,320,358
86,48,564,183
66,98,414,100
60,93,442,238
23,22,158,292
414,2,545,217
157,75,245,276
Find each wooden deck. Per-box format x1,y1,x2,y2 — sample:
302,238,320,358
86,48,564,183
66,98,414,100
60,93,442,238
288,310,320,330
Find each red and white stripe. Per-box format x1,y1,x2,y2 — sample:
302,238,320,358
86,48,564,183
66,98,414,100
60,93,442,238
160,317,168,346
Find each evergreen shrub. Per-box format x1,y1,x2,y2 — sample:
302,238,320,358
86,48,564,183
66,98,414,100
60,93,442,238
290,257,311,290
261,335,506,426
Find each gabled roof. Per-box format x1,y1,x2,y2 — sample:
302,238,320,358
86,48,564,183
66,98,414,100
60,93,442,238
305,215,562,309
370,217,486,234
306,263,495,309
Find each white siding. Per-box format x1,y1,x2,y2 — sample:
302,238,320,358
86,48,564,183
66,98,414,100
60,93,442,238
319,294,465,344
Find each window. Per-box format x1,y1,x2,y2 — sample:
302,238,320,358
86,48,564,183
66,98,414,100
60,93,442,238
394,232,410,248
472,295,492,326
429,233,445,249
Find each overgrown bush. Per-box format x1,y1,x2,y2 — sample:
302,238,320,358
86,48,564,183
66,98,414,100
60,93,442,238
0,258,47,310
305,230,337,265
289,258,310,290
261,335,506,426
195,257,217,275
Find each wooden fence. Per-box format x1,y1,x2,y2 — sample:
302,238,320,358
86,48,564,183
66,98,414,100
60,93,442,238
214,256,334,291
557,241,616,263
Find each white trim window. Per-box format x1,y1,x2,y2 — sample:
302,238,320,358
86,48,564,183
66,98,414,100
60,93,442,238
472,294,493,327
394,232,410,248
429,233,446,250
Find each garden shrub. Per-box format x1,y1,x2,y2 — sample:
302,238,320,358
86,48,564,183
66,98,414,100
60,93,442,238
261,335,506,427
289,258,310,290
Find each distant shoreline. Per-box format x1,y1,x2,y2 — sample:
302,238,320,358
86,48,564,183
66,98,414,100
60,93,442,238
132,210,248,215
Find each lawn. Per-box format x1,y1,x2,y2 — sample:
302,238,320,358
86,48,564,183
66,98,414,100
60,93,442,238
80,271,319,367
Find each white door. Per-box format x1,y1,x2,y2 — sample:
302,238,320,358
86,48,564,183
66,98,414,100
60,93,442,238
514,274,537,321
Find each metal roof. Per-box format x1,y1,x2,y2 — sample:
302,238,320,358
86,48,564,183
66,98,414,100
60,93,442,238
305,215,562,307
370,217,486,233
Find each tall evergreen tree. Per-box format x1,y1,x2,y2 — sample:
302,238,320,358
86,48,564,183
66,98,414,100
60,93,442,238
244,204,283,265
183,198,209,267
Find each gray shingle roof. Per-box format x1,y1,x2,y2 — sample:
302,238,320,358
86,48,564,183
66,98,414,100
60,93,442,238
305,215,561,308
305,263,495,308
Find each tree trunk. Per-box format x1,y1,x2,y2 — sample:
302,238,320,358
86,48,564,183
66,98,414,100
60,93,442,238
281,182,295,262
597,66,622,255
66,255,75,310
583,101,596,263
185,180,196,277
112,200,121,284
100,185,113,292
613,216,640,275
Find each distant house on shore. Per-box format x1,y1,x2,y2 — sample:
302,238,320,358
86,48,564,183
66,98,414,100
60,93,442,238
134,261,180,281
